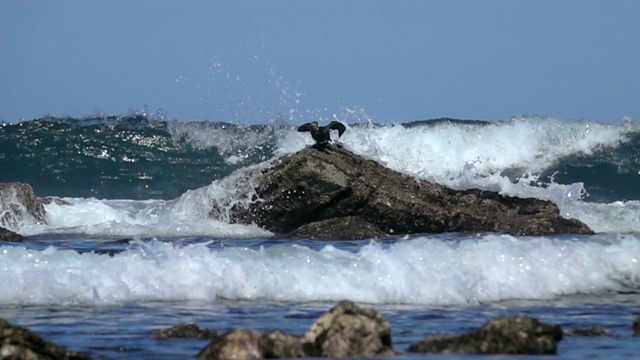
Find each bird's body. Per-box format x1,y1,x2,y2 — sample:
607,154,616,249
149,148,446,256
297,121,346,146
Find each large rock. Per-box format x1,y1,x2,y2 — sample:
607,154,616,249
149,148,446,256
196,300,394,359
0,318,91,360
0,182,46,230
231,146,593,239
407,315,563,355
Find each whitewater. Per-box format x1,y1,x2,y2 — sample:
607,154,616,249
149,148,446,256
1,115,640,358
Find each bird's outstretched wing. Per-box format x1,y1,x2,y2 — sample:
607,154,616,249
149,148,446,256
328,121,347,138
297,121,318,133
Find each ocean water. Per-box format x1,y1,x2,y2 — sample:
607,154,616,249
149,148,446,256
1,115,640,358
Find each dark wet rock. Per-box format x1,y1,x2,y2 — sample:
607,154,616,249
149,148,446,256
259,330,305,358
0,318,92,360
196,329,262,360
303,300,395,358
0,182,46,229
230,146,593,239
407,315,563,355
197,329,305,360
0,226,23,242
42,196,71,206
287,216,388,240
566,325,614,337
152,323,218,340
197,300,394,359
634,315,640,336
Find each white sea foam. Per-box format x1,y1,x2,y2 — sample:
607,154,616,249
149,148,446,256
26,163,272,238
564,200,640,233
1,234,638,306
0,188,42,233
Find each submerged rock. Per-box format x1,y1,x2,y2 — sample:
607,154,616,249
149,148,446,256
152,323,218,340
231,146,593,239
0,318,92,360
0,182,46,230
565,325,614,337
634,315,640,336
407,315,563,355
196,300,394,359
0,226,23,242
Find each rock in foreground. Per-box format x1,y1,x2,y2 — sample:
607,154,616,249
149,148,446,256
0,318,91,360
197,300,393,359
407,315,563,355
303,300,395,357
231,146,593,239
197,329,263,360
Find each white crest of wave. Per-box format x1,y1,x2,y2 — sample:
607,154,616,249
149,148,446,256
565,200,640,233
280,116,630,180
1,234,638,306
36,163,272,238
165,120,281,164
166,121,264,151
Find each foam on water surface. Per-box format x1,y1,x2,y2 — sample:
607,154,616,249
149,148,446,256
26,162,272,238
1,234,638,306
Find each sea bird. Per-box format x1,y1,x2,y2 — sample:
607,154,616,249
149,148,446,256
297,121,347,146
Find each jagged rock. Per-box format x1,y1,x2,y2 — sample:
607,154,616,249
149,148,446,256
0,318,91,360
42,196,71,206
407,315,563,355
0,182,46,230
303,300,395,358
287,216,388,239
259,330,305,358
633,315,640,336
196,329,262,360
0,226,23,242
196,300,394,359
231,146,593,239
197,329,304,360
152,323,218,339
565,325,614,337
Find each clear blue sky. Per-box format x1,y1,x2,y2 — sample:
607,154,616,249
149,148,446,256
1,0,638,124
